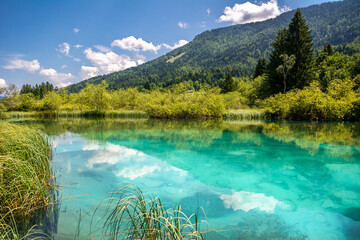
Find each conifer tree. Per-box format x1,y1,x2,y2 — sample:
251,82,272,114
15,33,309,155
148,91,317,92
266,9,314,96
221,73,236,94
253,57,267,79
286,9,314,89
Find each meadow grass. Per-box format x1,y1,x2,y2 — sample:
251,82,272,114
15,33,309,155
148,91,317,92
0,122,55,238
223,109,268,120
92,185,208,240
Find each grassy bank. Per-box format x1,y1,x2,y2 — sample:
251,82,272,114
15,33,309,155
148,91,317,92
7,110,148,119
223,109,268,120
7,109,269,120
0,122,55,238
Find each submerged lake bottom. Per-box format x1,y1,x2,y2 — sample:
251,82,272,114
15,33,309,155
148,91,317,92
15,118,360,239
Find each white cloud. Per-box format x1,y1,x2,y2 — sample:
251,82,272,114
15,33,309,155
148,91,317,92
80,66,100,80
0,78,7,88
111,36,161,53
94,45,111,53
134,55,147,65
178,21,189,29
163,40,189,50
220,191,283,213
114,165,161,180
218,0,290,25
74,44,83,49
207,8,211,15
57,42,70,56
3,59,41,73
61,64,67,69
39,68,73,87
82,48,138,77
73,28,80,33
73,58,81,62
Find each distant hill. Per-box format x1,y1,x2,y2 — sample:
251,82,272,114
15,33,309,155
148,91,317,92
67,0,360,92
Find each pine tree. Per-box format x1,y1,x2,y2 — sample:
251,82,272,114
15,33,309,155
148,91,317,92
253,57,267,79
267,28,289,95
286,9,314,89
266,9,314,96
221,73,236,94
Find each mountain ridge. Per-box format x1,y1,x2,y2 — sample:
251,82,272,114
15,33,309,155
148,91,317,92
67,0,360,92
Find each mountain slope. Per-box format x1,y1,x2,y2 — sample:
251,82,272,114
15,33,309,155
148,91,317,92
67,0,360,92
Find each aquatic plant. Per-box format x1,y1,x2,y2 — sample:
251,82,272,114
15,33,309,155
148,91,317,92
92,185,207,240
0,122,55,237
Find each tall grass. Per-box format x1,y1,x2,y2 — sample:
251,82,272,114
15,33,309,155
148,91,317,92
223,109,268,120
0,122,55,238
92,185,207,240
7,110,148,119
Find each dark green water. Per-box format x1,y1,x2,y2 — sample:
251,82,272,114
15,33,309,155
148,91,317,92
18,119,360,239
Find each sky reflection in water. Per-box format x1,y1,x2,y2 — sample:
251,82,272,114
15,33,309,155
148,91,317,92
21,119,360,239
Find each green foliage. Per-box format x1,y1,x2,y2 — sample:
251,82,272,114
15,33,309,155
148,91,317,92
253,57,267,79
20,82,56,99
221,73,236,94
0,123,55,237
145,92,225,119
267,9,314,96
66,0,360,93
94,185,206,240
265,79,360,121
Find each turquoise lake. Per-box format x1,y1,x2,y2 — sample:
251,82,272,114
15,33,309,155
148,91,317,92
18,118,360,239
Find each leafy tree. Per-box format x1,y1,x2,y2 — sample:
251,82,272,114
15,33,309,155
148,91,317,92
276,54,296,93
253,57,267,79
221,73,236,94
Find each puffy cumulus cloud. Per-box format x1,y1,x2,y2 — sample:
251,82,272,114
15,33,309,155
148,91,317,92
57,42,70,56
94,45,111,53
218,0,290,25
40,68,73,87
178,21,189,29
73,27,80,33
0,78,7,88
111,36,161,53
163,40,189,50
3,59,40,73
82,48,139,79
80,66,100,80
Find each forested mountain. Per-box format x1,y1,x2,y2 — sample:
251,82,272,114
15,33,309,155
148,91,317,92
67,0,360,92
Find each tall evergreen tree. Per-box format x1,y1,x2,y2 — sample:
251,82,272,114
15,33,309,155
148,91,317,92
267,28,289,95
266,9,314,96
221,73,236,94
253,57,267,79
286,9,314,89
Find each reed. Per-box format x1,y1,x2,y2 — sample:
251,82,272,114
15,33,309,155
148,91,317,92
92,185,207,240
0,122,55,238
7,110,148,119
223,109,268,120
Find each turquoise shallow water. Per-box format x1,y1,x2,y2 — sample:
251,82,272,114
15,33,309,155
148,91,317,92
19,119,360,239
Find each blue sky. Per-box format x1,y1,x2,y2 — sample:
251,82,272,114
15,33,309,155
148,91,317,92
0,0,340,89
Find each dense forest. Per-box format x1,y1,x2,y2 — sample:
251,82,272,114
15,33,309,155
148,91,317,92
66,0,360,92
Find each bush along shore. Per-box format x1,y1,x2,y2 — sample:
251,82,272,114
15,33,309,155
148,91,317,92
0,122,56,239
